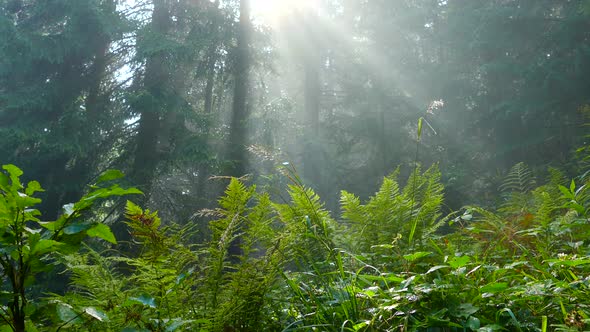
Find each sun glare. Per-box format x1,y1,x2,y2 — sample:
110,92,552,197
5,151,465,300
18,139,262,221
251,0,316,25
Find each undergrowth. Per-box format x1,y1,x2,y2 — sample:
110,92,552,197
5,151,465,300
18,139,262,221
0,161,589,331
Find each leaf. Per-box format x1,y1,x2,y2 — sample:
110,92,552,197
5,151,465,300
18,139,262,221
125,200,143,216
24,321,39,332
39,221,57,231
125,294,156,308
417,117,423,139
546,258,590,267
466,316,481,330
62,203,75,216
2,164,23,190
449,255,471,269
403,251,431,262
96,169,125,183
480,282,508,294
87,224,117,244
426,265,450,274
0,172,8,189
25,181,43,196
478,324,504,331
32,239,63,255
56,302,81,323
164,319,194,331
15,194,42,209
63,223,92,235
84,307,108,322
76,186,142,210
359,274,404,283
456,303,479,318
558,185,573,199
352,321,370,331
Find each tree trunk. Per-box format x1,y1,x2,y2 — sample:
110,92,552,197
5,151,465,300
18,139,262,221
195,0,221,207
131,0,171,202
226,0,251,258
301,12,323,193
227,0,251,178
116,0,172,246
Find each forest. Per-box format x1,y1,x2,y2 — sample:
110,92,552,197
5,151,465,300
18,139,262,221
0,0,589,331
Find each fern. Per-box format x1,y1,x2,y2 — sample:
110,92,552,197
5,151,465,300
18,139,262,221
204,178,287,331
341,164,444,256
499,163,537,215
500,162,536,194
51,208,199,331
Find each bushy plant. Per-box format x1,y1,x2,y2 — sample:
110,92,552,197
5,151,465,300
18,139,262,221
0,165,140,331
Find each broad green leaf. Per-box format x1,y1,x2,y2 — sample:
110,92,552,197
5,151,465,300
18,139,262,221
164,319,194,332
24,321,39,332
558,185,573,198
480,282,508,294
15,194,42,209
63,223,92,235
32,240,63,255
25,181,43,196
403,251,431,262
84,307,108,322
87,224,117,244
62,203,75,216
77,186,142,210
461,214,473,221
28,232,41,249
2,164,23,190
106,185,142,197
39,221,58,231
361,286,380,298
352,321,370,331
56,302,81,323
466,316,480,330
125,294,156,308
96,169,125,183
400,275,417,289
0,172,8,189
449,255,471,269
456,303,479,318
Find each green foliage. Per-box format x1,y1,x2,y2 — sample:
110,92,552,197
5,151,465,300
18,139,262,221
341,164,444,255
0,164,140,331
6,161,590,331
49,203,197,331
279,163,590,331
204,178,277,331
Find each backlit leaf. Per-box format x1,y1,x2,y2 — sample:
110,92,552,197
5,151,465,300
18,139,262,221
403,251,431,262
84,307,108,322
96,169,125,183
87,224,117,244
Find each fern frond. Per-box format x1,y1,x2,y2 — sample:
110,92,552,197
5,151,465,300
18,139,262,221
341,164,444,255
500,162,536,194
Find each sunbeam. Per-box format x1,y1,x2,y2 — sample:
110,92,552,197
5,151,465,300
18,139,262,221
251,0,316,25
